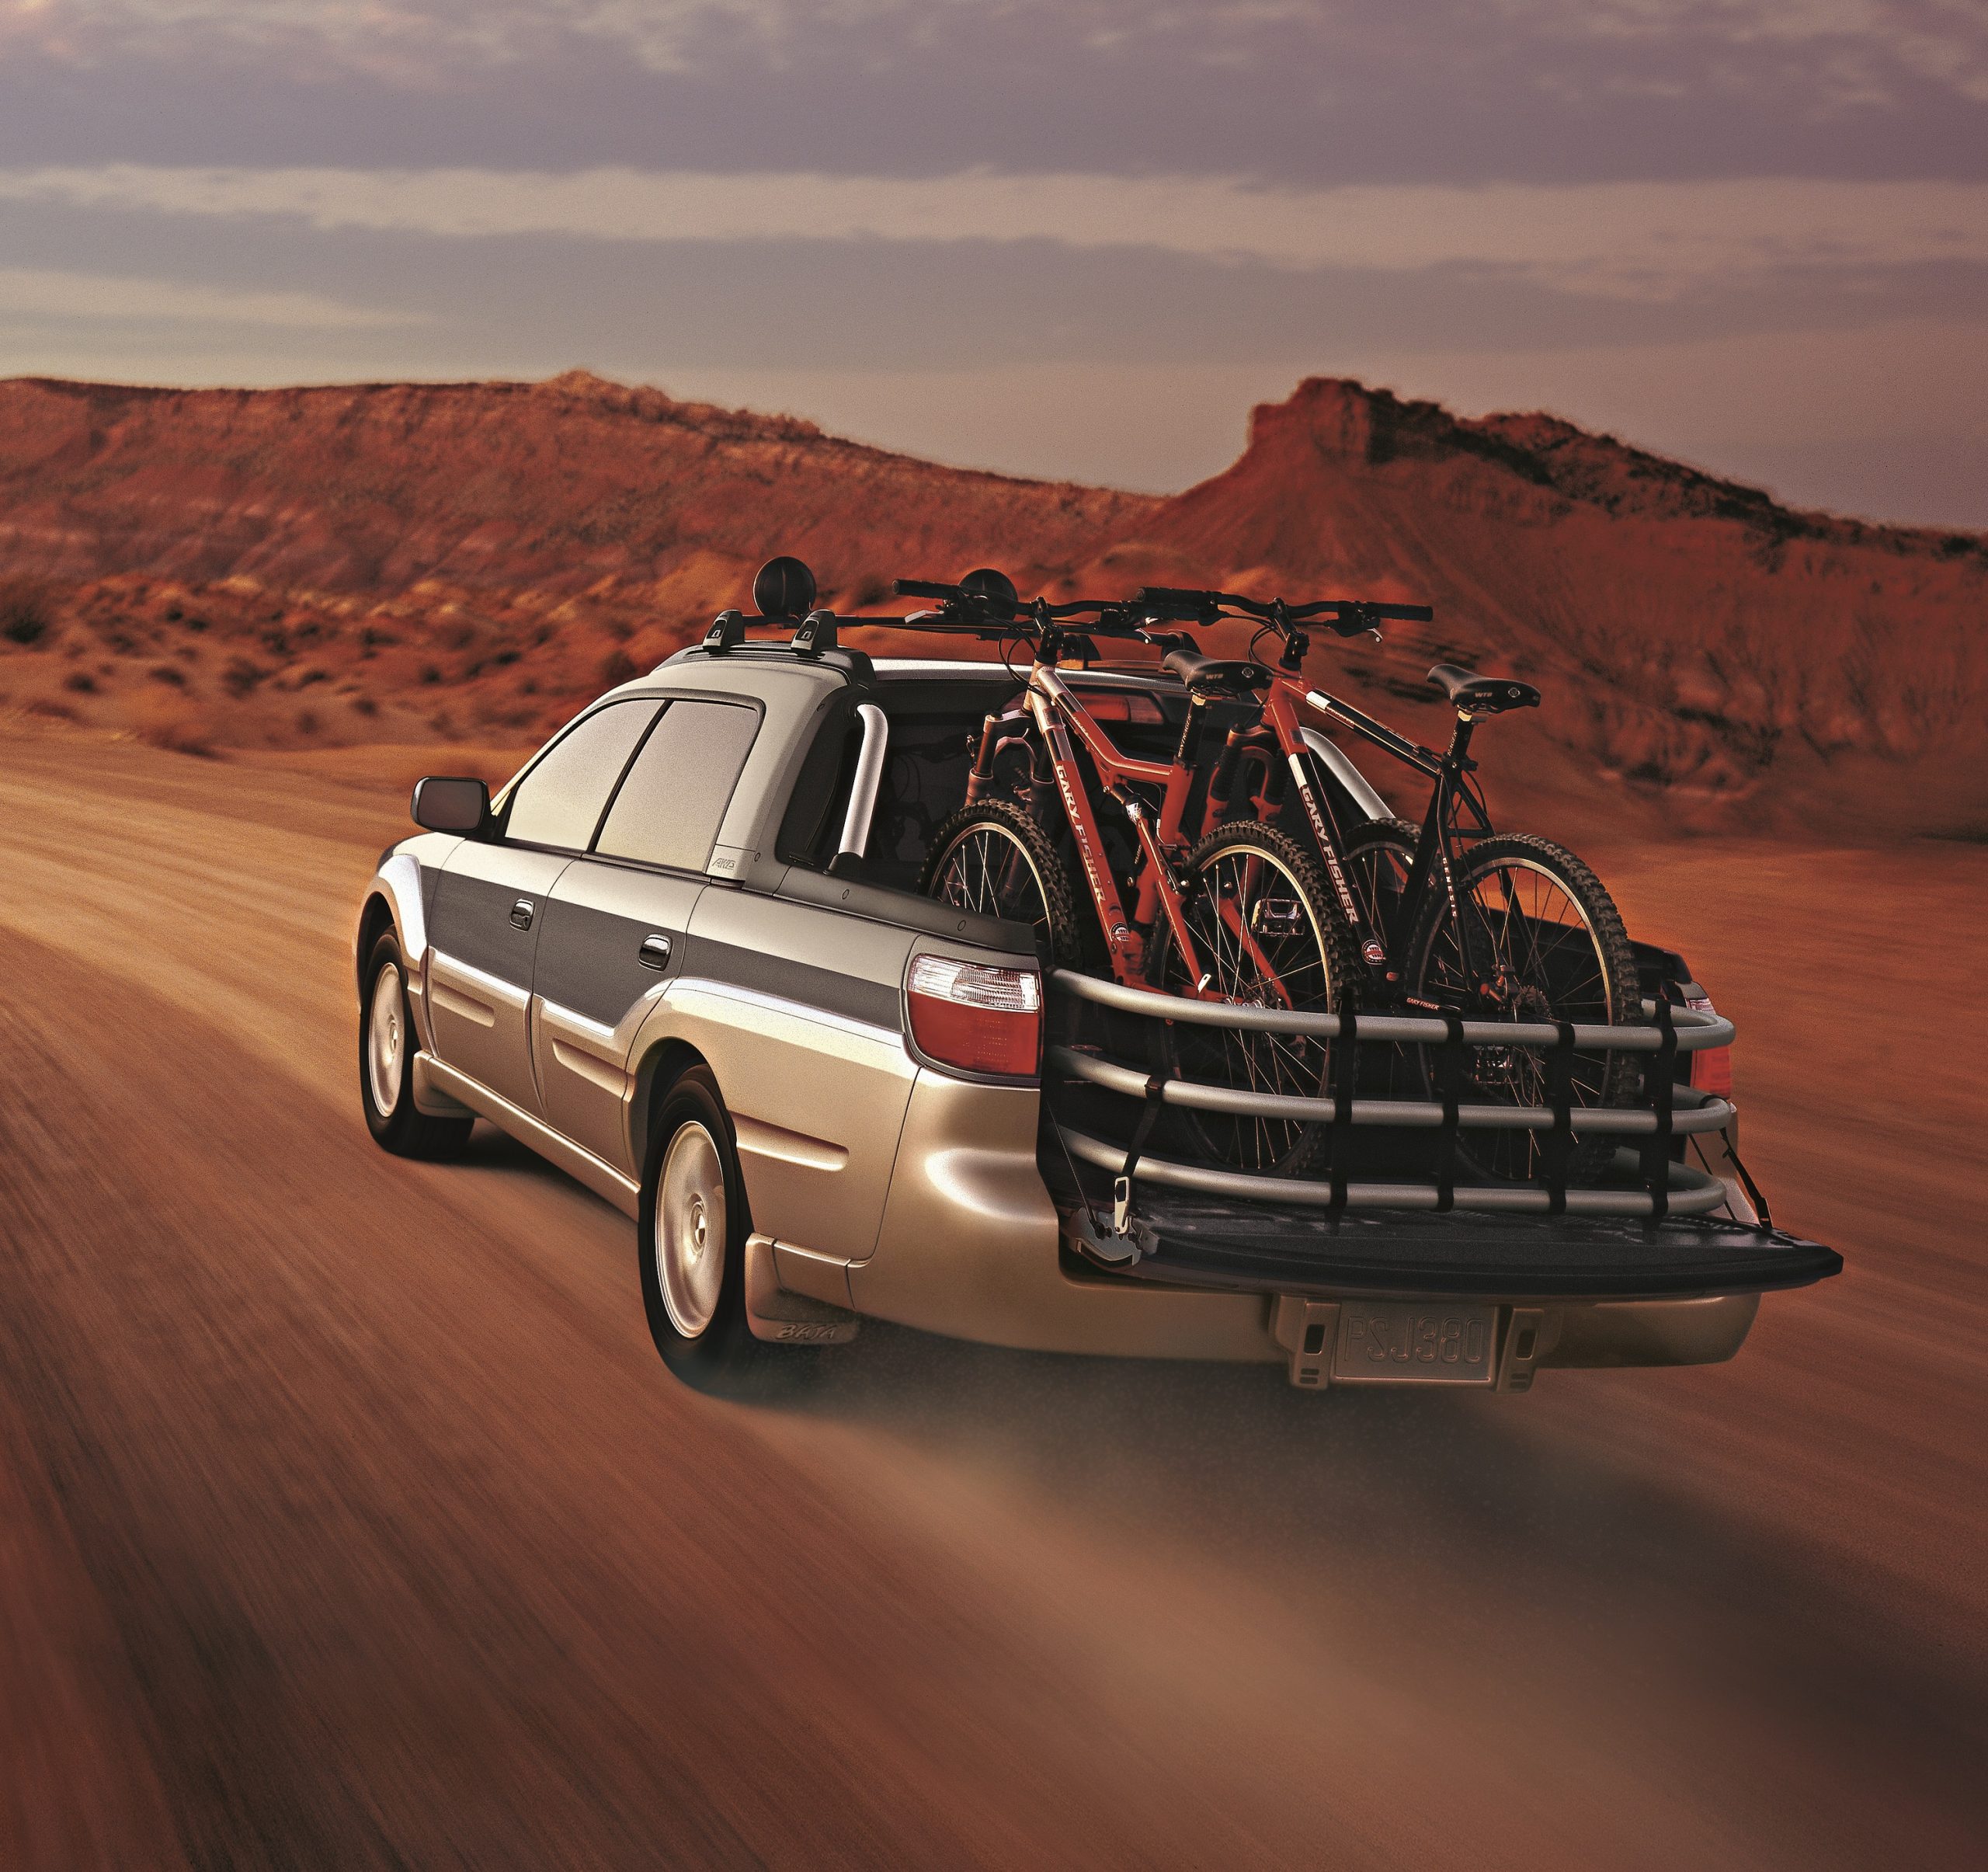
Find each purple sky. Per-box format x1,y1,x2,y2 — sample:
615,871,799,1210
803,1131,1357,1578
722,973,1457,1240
0,2,1983,525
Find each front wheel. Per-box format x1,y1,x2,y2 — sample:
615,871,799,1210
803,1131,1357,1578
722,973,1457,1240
1405,833,1642,1184
1145,819,1364,1175
919,798,1086,970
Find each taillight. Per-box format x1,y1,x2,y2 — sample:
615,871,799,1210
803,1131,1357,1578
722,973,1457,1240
906,955,1042,1078
1685,994,1733,1099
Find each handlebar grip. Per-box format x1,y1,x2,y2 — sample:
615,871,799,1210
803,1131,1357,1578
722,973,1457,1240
1372,603,1434,622
894,578,961,600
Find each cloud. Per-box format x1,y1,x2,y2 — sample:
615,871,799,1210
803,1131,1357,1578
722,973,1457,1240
2,164,1984,299
0,262,418,327
7,1,1986,103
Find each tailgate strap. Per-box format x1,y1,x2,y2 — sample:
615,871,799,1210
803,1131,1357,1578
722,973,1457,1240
1640,997,1677,1221
1434,1006,1465,1213
1113,1068,1173,1233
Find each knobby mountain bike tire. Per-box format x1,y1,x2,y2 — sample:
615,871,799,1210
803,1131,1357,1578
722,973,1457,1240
1404,832,1642,1185
919,798,1087,972
1142,819,1364,1178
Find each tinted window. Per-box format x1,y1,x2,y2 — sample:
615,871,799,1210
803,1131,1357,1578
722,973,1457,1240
505,700,659,851
596,701,759,872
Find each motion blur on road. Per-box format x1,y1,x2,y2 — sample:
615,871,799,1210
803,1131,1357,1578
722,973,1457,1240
1,730,1983,1870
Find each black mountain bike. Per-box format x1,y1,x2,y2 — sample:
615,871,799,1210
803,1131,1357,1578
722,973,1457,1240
1132,587,1645,1183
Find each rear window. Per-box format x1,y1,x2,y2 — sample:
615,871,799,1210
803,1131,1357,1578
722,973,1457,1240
595,700,759,872
504,700,660,851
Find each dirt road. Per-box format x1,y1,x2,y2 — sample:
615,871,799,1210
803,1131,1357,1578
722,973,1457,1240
1,731,1983,1870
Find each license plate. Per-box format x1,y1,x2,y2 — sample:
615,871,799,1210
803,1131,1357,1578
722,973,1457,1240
1331,1303,1499,1384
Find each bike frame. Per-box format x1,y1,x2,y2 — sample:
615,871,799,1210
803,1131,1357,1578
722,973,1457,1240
966,647,1497,1001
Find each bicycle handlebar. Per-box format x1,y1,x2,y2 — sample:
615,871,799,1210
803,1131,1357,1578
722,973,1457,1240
1137,586,1434,632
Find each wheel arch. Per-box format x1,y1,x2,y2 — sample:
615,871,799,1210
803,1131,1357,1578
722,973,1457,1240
629,1038,716,1165
356,890,395,993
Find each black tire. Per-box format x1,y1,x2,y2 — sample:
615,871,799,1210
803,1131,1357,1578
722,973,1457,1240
919,798,1087,971
360,933,474,1160
1340,816,1422,957
1338,817,1423,1099
1145,819,1364,1175
1404,833,1642,1184
638,1066,769,1394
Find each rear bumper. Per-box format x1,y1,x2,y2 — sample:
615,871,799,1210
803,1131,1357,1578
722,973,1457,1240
806,1070,1818,1381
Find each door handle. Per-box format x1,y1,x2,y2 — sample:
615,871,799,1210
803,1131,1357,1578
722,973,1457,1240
638,933,673,970
510,898,534,930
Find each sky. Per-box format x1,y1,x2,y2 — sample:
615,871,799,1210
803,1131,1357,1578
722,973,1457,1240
0,2,1984,526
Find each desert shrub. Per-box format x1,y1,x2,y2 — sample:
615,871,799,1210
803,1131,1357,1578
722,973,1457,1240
64,671,96,694
597,648,638,687
25,696,74,719
492,647,520,667
419,663,442,684
2,583,53,646
148,663,187,687
295,707,321,736
352,694,378,717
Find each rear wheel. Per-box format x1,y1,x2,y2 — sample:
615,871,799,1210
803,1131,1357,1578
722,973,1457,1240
1339,816,1422,1098
360,933,474,1160
1145,819,1363,1175
1405,833,1642,1184
638,1067,768,1393
1340,816,1421,958
919,798,1086,971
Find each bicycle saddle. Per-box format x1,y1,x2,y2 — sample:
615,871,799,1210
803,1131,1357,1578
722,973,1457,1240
1163,647,1274,691
1427,663,1541,715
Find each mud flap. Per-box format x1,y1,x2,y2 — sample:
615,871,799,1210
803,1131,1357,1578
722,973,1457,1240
743,1234,860,1345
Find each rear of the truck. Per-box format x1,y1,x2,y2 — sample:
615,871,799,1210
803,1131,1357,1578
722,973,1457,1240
673,645,1838,1388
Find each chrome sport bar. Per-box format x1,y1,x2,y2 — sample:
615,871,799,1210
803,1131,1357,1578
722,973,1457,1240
1057,1130,1732,1218
1049,970,1736,1053
1050,1046,1734,1136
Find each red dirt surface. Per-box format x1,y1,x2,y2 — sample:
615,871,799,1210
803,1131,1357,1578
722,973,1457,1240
2,371,1981,836
0,734,1981,1870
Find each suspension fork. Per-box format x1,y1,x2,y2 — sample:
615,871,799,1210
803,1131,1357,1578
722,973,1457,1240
964,707,1034,806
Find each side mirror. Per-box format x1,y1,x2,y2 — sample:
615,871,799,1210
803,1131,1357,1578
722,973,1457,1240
411,775,491,835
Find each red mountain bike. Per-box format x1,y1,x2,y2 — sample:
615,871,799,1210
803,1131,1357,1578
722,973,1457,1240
903,572,1641,1178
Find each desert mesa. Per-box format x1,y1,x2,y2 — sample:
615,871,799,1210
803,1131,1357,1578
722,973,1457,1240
0,369,1980,839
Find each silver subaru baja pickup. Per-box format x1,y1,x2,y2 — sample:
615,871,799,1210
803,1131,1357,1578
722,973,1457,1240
354,628,1840,1393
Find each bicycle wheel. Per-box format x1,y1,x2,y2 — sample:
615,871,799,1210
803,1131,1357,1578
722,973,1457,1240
919,799,1086,971
1404,833,1642,1184
1340,816,1420,1097
1340,816,1420,956
1145,819,1363,1175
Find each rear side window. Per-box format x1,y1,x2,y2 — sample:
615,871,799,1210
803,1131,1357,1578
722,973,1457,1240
596,700,759,872
505,700,661,851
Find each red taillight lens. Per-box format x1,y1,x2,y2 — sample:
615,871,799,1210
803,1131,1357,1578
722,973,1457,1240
1685,995,1733,1098
907,955,1042,1078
